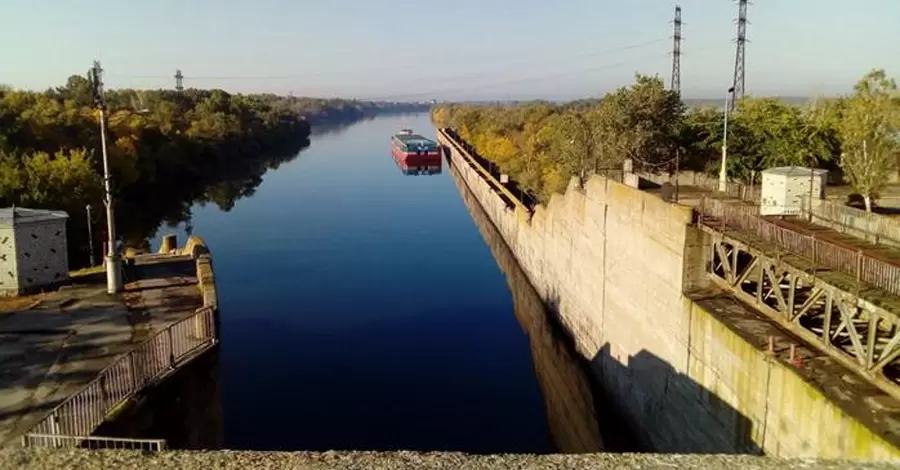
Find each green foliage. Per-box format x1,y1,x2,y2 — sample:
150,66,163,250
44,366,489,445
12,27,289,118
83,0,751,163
0,75,428,266
435,69,897,202
837,69,900,212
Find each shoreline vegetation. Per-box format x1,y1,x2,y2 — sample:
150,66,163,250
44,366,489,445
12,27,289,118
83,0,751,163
432,70,899,211
0,75,429,266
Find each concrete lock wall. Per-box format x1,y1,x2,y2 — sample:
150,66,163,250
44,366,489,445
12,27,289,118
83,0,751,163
437,132,900,460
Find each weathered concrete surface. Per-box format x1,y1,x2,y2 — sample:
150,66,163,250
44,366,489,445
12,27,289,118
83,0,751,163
0,238,212,446
2,448,899,470
453,161,608,453
438,130,900,459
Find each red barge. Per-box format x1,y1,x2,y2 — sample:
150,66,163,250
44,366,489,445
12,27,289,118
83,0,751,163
391,129,442,167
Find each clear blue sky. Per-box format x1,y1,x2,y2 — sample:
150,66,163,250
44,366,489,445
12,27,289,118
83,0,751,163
1,0,898,100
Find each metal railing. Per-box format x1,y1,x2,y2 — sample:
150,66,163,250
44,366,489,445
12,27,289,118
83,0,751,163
438,128,535,213
22,433,166,451
27,306,217,440
698,197,900,297
801,196,900,247
700,180,761,203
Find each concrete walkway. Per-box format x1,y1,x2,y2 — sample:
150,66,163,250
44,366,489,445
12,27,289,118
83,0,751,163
0,254,203,446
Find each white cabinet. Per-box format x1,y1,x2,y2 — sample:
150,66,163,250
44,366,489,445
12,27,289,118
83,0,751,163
759,167,828,216
0,207,69,296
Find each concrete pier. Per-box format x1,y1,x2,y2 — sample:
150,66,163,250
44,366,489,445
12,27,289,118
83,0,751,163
0,236,218,446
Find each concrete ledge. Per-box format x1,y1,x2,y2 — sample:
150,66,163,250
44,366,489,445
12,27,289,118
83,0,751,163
2,449,896,470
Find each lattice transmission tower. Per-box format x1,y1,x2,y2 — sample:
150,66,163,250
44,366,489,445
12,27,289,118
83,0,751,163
670,5,682,95
731,0,749,107
175,69,184,93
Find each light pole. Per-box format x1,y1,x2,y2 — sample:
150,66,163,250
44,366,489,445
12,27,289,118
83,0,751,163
718,86,736,192
85,204,95,266
89,61,122,294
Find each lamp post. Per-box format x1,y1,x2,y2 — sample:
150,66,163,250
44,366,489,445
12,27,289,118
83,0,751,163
85,204,95,266
718,86,736,192
89,61,122,294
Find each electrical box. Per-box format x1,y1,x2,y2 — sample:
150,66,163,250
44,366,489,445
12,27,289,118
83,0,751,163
759,166,828,216
0,207,69,296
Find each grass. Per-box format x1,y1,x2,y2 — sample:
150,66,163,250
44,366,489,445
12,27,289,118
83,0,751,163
0,294,43,313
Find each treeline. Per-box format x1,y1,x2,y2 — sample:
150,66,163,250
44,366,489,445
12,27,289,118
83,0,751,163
0,74,427,265
433,70,899,212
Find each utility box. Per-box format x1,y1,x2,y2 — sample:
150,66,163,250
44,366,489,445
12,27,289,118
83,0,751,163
0,207,70,297
759,166,828,216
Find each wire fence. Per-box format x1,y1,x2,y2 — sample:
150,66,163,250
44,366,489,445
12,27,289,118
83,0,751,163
699,197,900,297
26,306,217,441
22,433,166,451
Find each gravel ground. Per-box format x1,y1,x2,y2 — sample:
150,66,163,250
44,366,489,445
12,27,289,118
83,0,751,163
2,449,899,470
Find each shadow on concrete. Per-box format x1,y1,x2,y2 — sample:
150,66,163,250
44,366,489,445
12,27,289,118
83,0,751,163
0,321,135,444
451,157,640,453
589,343,762,455
448,138,764,456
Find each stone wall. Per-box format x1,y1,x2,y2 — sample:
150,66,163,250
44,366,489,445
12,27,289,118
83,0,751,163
438,130,900,460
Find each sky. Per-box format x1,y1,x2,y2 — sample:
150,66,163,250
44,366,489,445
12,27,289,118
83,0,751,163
1,0,898,101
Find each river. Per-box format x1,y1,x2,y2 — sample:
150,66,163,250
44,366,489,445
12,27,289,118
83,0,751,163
147,112,611,453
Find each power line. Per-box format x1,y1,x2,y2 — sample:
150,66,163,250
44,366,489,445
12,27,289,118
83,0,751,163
362,40,725,102
379,38,669,89
360,50,676,102
106,38,668,83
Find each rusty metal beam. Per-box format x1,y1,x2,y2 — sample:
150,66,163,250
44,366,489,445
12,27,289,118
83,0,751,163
705,232,900,400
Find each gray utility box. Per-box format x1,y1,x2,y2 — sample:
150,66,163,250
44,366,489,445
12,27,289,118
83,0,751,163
0,207,69,296
759,166,828,216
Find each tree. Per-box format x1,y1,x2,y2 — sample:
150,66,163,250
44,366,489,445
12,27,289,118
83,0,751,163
593,74,684,171
53,75,94,108
837,69,899,212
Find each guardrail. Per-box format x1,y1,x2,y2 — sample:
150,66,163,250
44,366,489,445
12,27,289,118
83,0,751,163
22,433,166,451
801,196,900,248
26,306,217,440
698,197,900,296
438,128,535,213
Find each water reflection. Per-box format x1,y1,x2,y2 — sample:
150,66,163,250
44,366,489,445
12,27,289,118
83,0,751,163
395,160,443,176
450,158,605,453
114,134,311,256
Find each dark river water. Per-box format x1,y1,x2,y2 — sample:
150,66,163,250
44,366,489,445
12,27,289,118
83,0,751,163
147,113,610,453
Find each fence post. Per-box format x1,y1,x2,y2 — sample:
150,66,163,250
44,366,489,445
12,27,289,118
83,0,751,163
720,204,726,231
129,351,138,390
856,250,863,296
811,235,818,277
99,375,109,412
167,328,175,369
698,198,705,225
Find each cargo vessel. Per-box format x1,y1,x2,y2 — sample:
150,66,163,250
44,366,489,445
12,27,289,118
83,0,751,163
391,129,442,167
